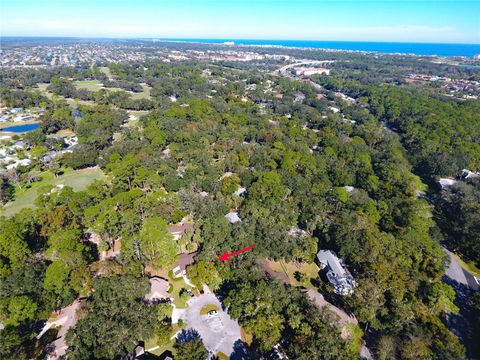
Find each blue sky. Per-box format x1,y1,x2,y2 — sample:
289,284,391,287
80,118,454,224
1,0,479,43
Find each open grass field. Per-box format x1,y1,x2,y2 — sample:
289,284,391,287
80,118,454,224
50,129,76,137
1,167,106,217
144,333,176,356
102,86,126,93
73,80,104,91
130,83,152,100
65,98,97,107
266,259,320,288
36,80,152,109
36,83,96,107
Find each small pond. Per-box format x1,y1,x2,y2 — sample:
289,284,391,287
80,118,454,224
1,123,40,133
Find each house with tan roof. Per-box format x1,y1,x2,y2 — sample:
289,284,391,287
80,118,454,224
172,252,197,278
168,223,194,241
145,276,171,303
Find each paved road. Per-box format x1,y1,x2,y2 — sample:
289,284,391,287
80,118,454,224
360,343,373,360
444,247,479,290
37,300,81,359
306,289,373,359
178,293,241,357
305,289,357,328
443,247,479,357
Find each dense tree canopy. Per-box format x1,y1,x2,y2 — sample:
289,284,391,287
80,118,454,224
67,276,156,359
1,51,478,359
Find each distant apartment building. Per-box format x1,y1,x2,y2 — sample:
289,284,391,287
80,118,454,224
294,67,330,76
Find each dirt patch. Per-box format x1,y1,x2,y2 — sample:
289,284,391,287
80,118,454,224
258,259,290,284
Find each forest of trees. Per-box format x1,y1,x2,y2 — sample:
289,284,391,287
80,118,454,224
1,50,478,359
313,72,480,268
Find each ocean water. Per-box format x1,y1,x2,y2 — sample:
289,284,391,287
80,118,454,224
160,39,480,58
1,123,40,133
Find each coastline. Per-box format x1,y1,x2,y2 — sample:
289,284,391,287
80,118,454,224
154,38,480,58
156,38,420,57
1,36,479,58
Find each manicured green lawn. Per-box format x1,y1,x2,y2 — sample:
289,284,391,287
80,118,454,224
168,277,193,308
144,322,181,356
73,80,104,91
199,304,219,315
144,335,176,356
130,83,152,100
50,129,76,137
36,81,151,109
266,259,320,288
1,167,106,217
36,83,97,107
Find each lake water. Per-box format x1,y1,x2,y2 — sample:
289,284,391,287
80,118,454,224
159,39,480,58
1,123,40,133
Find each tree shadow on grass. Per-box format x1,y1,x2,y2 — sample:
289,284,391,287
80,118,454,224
230,339,259,360
176,328,202,344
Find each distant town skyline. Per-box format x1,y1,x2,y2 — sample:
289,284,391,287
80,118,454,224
1,0,479,44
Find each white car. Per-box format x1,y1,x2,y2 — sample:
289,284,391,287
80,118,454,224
207,310,218,318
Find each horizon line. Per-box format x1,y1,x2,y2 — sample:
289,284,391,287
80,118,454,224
1,36,479,46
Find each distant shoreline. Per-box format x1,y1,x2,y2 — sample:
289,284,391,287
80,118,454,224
154,39,426,57
155,38,480,58
1,36,479,58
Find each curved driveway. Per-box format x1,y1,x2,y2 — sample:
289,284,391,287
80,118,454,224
178,293,241,356
444,247,479,290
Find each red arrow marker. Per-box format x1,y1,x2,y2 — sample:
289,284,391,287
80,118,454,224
218,245,256,261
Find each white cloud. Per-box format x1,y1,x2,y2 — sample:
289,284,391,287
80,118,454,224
1,17,474,43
